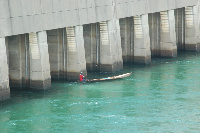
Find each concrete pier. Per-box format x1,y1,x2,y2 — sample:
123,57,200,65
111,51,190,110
83,24,99,72
7,35,23,88
83,20,123,72
160,10,177,57
0,38,10,101
99,20,123,71
66,26,87,80
175,8,185,51
120,17,134,63
185,4,200,51
7,35,29,88
149,13,160,57
149,11,177,57
47,29,66,79
29,31,51,90
134,15,151,64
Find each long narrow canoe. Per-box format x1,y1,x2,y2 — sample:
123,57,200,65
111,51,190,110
85,72,132,82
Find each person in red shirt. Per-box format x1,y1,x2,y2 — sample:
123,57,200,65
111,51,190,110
79,72,84,81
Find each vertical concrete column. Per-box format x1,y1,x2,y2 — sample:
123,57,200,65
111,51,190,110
148,13,160,57
120,17,134,63
7,35,23,87
134,15,151,64
66,26,87,80
160,10,177,57
0,38,10,101
83,24,98,71
175,8,185,51
29,31,51,90
185,3,200,51
99,20,123,71
108,19,123,71
7,34,30,89
47,29,66,79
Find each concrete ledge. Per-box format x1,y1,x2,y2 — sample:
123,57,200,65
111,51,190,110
0,88,10,101
160,49,177,57
134,56,151,64
30,79,51,90
185,44,200,51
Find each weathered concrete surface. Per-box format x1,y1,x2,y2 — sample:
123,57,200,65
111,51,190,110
120,17,134,63
83,24,99,72
149,13,160,57
185,2,200,51
47,29,67,79
66,26,87,80
160,10,177,57
175,8,185,51
134,15,151,64
7,35,29,88
29,32,51,90
83,20,123,72
0,38,10,101
0,0,197,38
149,11,177,57
7,35,22,88
99,20,123,71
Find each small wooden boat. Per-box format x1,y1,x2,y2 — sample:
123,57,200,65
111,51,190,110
84,72,132,82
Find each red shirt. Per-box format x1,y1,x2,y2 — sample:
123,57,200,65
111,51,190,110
79,74,84,81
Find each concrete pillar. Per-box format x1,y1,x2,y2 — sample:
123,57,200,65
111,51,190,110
0,38,10,101
7,35,22,87
47,29,66,79
175,8,185,51
7,35,28,88
99,20,123,71
119,17,134,63
148,13,160,57
83,24,98,72
66,26,87,80
133,15,151,64
185,3,200,51
160,10,177,57
29,31,51,90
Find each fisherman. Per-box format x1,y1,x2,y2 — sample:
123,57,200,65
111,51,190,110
79,72,85,81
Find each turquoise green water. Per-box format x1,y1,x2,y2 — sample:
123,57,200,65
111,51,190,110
1,52,200,133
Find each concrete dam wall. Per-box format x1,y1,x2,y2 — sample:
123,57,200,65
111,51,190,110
0,0,197,37
1,0,200,101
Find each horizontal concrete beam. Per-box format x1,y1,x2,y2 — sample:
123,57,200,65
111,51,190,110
0,0,198,37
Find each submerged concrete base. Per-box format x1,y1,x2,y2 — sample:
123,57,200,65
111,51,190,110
0,88,10,101
50,71,66,80
9,80,22,88
122,56,134,63
151,50,161,57
86,63,98,72
134,56,151,64
160,49,177,57
30,79,51,90
100,61,123,72
185,44,200,51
